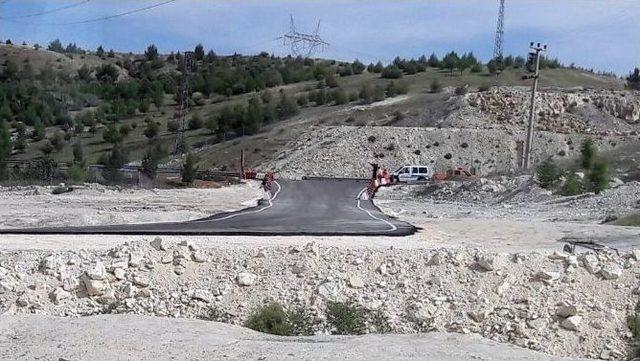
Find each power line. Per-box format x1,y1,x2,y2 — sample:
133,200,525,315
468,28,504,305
277,15,329,57
2,0,177,26
0,0,91,19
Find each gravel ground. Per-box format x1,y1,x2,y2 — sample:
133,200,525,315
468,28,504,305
0,182,263,229
0,314,590,361
0,239,637,359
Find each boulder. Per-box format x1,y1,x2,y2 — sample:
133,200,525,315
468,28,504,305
599,263,623,280
132,273,150,287
477,254,503,271
192,289,213,303
86,261,107,280
50,287,72,304
580,254,600,274
317,281,340,300
560,315,582,331
128,252,144,268
426,253,443,266
62,276,80,292
150,237,166,251
191,251,207,263
113,268,126,280
237,272,257,286
556,304,578,318
534,271,561,284
348,275,365,289
82,275,110,297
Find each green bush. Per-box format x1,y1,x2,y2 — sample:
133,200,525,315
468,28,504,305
580,138,595,170
470,63,483,73
381,66,403,79
188,112,203,130
536,158,560,188
181,152,198,184
326,301,366,335
66,163,86,183
167,119,180,132
560,173,582,196
454,86,467,95
141,143,167,180
245,303,293,336
589,160,608,194
144,121,160,139
332,89,349,105
429,79,442,93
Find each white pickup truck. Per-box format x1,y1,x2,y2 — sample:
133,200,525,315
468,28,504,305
392,165,431,182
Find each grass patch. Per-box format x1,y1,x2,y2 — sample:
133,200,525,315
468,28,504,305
326,301,367,335
614,213,640,227
245,302,316,336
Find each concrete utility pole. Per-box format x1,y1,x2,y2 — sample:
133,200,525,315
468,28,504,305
522,42,547,169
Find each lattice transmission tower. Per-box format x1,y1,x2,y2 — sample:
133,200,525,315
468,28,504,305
174,51,196,154
493,0,505,66
278,15,329,57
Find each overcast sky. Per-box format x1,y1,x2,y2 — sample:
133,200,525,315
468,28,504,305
0,0,638,75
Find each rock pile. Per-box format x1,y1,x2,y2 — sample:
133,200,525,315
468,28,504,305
0,239,638,359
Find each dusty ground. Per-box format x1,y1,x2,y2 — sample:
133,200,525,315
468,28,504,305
0,179,638,360
376,178,640,252
0,182,263,229
0,315,589,361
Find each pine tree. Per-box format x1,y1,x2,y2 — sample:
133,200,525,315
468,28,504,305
181,153,198,184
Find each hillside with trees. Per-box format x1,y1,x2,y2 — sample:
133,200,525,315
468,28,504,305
0,39,630,183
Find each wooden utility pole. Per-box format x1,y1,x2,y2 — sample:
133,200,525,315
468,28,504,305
240,149,245,179
523,42,547,170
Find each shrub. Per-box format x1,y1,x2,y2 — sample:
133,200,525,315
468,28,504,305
245,303,293,336
373,85,385,102
144,121,160,139
66,163,86,183
296,93,309,107
326,301,366,335
580,138,595,170
381,66,403,79
359,84,373,105
367,135,376,143
470,63,483,73
141,143,167,180
72,142,84,164
386,81,408,97
429,79,442,93
332,89,349,105
181,152,198,184
188,112,203,130
205,115,217,134
478,84,491,92
103,124,123,144
536,158,560,188
589,160,608,194
454,86,467,95
167,119,180,132
102,146,127,183
560,173,582,196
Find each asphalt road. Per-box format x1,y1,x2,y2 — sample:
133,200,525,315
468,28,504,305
0,179,416,236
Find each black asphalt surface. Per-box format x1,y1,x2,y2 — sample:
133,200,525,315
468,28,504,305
0,179,416,236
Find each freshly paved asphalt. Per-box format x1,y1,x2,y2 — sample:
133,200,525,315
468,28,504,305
0,179,416,236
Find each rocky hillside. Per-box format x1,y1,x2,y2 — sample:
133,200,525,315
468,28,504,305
255,86,640,178
260,125,635,178
466,88,640,135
